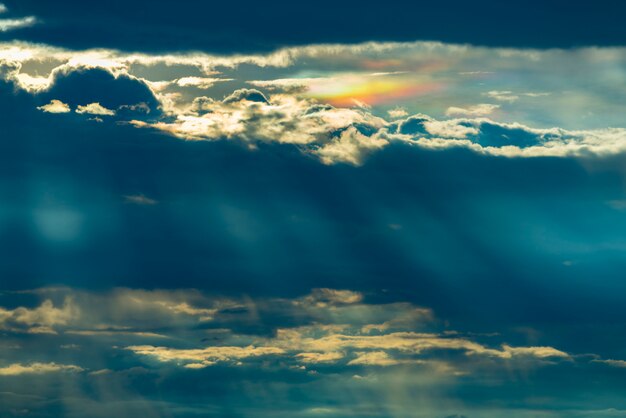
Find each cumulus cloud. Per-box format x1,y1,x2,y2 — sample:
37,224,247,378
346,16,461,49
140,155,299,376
37,99,71,114
76,102,116,116
313,127,389,165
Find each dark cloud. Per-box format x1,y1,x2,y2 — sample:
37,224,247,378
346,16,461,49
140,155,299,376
1,0,626,53
40,67,160,116
222,88,269,104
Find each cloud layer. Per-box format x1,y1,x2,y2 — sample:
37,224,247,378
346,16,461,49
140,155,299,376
1,40,626,165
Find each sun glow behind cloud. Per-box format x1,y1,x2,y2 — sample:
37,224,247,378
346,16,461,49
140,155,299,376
303,73,444,107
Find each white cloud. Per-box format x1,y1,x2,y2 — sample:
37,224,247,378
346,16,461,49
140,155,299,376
37,99,71,114
483,90,550,102
76,103,116,116
313,127,388,166
176,76,231,89
0,16,36,32
0,4,7,14
484,90,519,103
445,104,500,117
387,108,408,119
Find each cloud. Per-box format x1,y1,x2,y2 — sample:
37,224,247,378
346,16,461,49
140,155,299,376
0,4,7,14
37,99,71,113
0,297,78,334
3,39,626,166
0,362,83,376
299,288,364,307
296,351,345,363
313,127,389,166
223,88,269,104
75,102,115,116
126,345,285,368
387,107,408,118
592,359,626,368
445,104,500,117
483,90,519,103
347,351,402,366
483,90,550,102
124,194,158,205
176,76,231,89
0,16,36,32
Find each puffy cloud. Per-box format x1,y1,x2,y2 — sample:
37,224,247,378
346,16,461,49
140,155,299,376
75,102,115,116
37,99,71,113
131,92,387,165
313,127,389,166
0,362,83,376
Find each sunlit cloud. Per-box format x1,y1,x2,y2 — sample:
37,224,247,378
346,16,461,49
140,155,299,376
0,362,83,376
38,99,71,113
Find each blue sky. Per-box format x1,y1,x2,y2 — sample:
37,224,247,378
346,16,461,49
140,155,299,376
2,2,626,417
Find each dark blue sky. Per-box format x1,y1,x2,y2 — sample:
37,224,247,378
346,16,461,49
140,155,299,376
2,0,626,52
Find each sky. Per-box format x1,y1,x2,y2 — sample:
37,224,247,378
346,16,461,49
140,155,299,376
1,1,626,417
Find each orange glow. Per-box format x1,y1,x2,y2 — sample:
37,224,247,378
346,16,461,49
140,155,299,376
305,74,443,107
